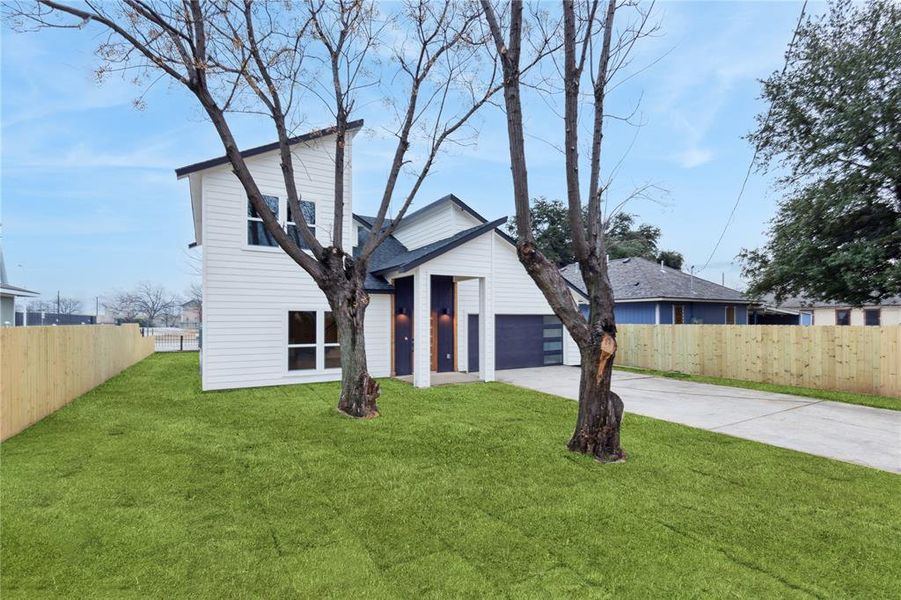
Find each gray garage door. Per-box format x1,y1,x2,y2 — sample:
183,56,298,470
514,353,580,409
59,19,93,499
468,315,563,371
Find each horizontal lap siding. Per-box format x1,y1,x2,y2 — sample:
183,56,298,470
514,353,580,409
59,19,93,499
614,302,657,324
202,138,359,391
393,202,483,250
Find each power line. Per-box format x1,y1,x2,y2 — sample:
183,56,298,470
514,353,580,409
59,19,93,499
698,0,808,274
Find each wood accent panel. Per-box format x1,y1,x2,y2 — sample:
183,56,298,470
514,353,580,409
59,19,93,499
390,293,396,376
453,281,458,372
430,311,438,372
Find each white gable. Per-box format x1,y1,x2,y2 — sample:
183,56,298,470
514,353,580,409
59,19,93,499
393,199,484,250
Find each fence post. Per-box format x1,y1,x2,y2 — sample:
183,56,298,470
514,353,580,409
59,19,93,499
180,335,184,351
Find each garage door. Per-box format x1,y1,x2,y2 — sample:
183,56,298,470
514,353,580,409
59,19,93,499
468,315,563,370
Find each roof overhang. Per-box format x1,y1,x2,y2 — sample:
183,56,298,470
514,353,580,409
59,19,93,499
373,217,507,276
0,284,39,298
175,120,364,179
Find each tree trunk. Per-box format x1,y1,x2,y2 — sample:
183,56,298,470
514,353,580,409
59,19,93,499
568,335,625,462
329,281,380,419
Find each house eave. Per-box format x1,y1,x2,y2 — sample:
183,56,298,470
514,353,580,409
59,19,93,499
174,120,364,179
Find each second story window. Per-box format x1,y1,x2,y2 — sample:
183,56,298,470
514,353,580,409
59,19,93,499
287,200,316,250
247,195,316,249
247,195,279,246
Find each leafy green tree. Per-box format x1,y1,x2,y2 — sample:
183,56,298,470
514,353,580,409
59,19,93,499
505,197,576,266
507,200,684,269
741,0,901,304
655,250,684,271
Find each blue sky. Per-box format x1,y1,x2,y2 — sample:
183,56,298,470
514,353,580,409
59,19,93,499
0,1,817,311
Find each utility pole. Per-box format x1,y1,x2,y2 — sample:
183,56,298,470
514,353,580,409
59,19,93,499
56,290,60,321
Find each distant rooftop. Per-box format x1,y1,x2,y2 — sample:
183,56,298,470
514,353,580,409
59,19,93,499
561,257,748,303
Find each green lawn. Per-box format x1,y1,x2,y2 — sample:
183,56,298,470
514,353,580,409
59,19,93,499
2,354,899,598
614,365,899,411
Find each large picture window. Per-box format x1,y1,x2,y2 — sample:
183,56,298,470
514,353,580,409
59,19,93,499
288,311,317,370
287,310,342,371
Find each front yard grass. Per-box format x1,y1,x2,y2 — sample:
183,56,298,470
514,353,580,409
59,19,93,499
2,353,899,598
614,364,899,411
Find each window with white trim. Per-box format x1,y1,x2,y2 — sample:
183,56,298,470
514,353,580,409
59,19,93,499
287,200,316,250
323,312,341,368
247,195,279,246
247,195,316,248
287,310,342,371
288,311,317,370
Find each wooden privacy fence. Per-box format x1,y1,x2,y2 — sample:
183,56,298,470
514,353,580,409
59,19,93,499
0,324,154,441
615,324,900,398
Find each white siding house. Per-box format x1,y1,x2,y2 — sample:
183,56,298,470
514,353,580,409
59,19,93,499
179,123,582,391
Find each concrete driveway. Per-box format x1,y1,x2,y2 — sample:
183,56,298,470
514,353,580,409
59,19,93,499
497,366,901,473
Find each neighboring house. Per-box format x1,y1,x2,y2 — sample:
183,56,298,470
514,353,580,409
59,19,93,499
178,122,585,391
0,247,38,326
181,299,201,326
561,257,751,324
751,295,900,326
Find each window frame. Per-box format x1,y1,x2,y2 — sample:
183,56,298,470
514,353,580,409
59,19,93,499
287,199,317,250
245,194,317,252
286,309,341,374
287,311,318,371
323,311,341,369
863,308,881,326
835,308,851,326
246,194,280,249
673,304,685,325
725,304,736,325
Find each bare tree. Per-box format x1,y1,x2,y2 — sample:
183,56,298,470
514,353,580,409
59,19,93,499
131,282,180,327
27,299,53,313
103,292,142,324
185,282,202,322
26,296,82,314
57,296,83,315
104,283,179,326
7,0,500,418
480,0,656,461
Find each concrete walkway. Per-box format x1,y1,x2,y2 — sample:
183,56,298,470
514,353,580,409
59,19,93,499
497,366,901,473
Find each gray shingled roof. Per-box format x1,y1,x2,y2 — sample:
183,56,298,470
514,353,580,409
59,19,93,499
561,257,748,303
353,219,406,293
353,213,506,292
369,218,506,275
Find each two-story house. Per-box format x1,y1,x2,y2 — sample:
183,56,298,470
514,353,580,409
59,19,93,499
177,122,585,391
